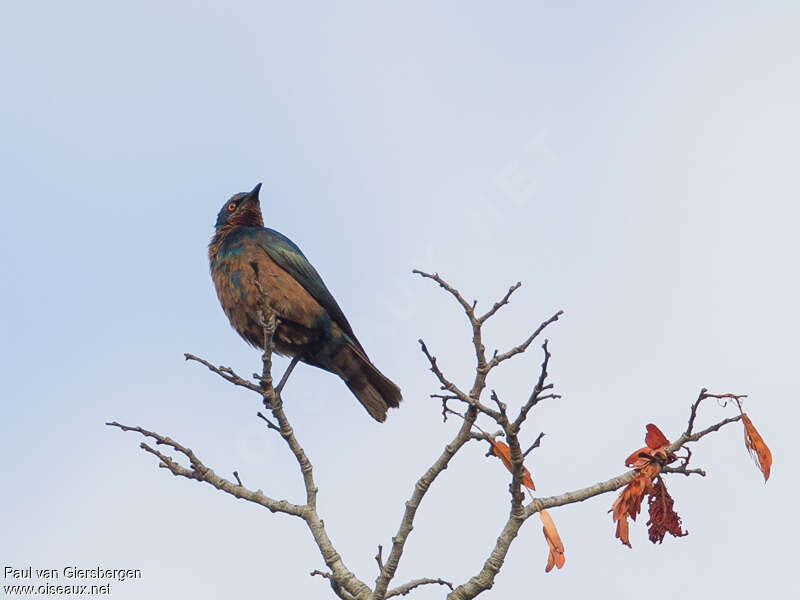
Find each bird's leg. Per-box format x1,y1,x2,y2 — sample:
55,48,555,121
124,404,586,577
276,356,301,396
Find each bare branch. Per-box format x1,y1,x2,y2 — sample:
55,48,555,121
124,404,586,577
685,388,748,435
685,388,707,435
488,311,563,369
700,391,749,402
311,570,356,600
387,577,455,598
183,353,262,393
490,390,508,420
251,309,372,600
505,429,527,515
311,569,333,580
262,382,317,507
413,269,476,318
418,339,500,419
409,273,563,599
106,421,306,517
414,270,491,399
513,340,560,431
256,411,281,432
662,465,707,477
373,407,480,599
683,415,744,444
523,432,545,458
478,282,522,323
447,468,636,600
418,339,474,405
276,356,301,395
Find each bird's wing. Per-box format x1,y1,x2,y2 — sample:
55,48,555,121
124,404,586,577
254,228,363,349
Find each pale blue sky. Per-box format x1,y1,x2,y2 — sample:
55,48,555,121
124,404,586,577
2,2,798,598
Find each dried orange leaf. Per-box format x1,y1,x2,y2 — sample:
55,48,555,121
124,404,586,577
612,472,649,521
640,462,661,481
625,446,654,469
615,514,631,548
611,464,661,547
489,439,535,490
742,413,772,482
540,509,565,572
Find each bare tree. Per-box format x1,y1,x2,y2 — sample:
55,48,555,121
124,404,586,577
109,271,765,599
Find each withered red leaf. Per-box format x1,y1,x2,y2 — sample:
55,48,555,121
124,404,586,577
645,423,671,451
646,477,687,544
742,413,772,482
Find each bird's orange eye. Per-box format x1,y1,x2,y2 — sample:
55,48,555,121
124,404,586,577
227,203,236,212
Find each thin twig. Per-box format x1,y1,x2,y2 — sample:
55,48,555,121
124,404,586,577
310,570,333,580
684,415,744,444
418,339,499,419
686,388,748,435
685,388,707,435
276,356,301,395
184,354,262,393
488,311,563,369
414,270,490,400
662,465,707,477
478,282,522,323
256,411,281,432
514,340,560,431
413,270,476,318
523,432,545,458
386,577,455,598
106,421,305,516
311,570,356,600
490,390,508,420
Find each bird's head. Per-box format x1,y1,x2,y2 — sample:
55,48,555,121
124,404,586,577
214,183,265,231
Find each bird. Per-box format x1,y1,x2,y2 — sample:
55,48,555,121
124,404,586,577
208,183,402,422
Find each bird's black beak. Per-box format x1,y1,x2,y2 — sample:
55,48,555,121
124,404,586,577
249,182,262,199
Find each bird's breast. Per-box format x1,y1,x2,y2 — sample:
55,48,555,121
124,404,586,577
211,242,341,353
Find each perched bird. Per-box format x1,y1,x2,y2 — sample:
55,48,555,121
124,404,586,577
208,183,401,421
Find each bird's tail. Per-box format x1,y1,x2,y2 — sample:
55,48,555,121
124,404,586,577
335,343,402,422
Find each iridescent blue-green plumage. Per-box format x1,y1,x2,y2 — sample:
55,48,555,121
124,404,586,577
208,184,401,421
